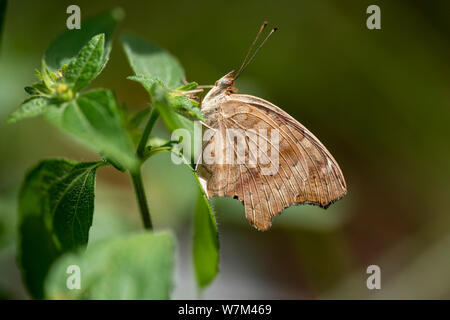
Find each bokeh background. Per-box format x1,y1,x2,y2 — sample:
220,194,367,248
1,0,449,299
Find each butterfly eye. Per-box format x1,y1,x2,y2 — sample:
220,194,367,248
216,79,227,87
216,78,233,87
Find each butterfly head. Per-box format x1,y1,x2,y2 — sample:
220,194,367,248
214,70,238,95
201,71,237,109
215,70,235,88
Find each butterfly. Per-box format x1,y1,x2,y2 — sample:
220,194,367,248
196,22,347,231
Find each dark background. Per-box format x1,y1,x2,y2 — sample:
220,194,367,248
0,0,449,299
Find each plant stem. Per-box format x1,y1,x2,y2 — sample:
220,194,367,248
137,108,159,158
130,169,153,230
132,107,160,230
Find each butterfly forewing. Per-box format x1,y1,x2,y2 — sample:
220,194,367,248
197,80,346,231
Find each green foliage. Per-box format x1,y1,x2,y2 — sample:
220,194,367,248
127,107,150,130
167,90,204,122
29,60,73,102
7,97,52,123
45,89,138,171
122,34,219,288
44,8,123,73
7,8,122,125
125,107,151,145
122,34,203,128
177,81,199,91
45,231,176,299
49,162,101,250
10,7,221,300
122,33,184,89
63,33,105,92
150,83,197,136
122,34,204,167
7,61,70,123
193,175,219,288
18,159,103,299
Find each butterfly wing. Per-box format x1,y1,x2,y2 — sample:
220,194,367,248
197,94,346,230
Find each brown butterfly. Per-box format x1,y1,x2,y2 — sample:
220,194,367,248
196,22,347,231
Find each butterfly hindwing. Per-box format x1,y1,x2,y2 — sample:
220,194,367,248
197,93,346,230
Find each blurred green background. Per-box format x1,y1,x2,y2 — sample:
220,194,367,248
1,0,449,299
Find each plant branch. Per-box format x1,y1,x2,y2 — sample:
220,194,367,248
131,107,159,230
130,169,153,230
137,107,159,158
143,146,172,160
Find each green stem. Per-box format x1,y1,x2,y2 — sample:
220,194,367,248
137,108,159,158
130,169,153,230
131,107,160,229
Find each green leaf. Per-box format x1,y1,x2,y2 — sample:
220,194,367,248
46,89,138,170
127,74,164,91
127,107,150,129
44,7,124,73
177,81,198,91
18,159,102,299
128,77,197,160
123,35,201,161
124,108,147,142
45,231,176,299
151,83,196,134
64,34,105,92
49,162,100,251
192,173,219,289
122,33,184,89
6,97,51,123
24,86,39,95
124,107,151,146
129,76,200,125
169,94,204,122
40,60,54,89
151,84,199,164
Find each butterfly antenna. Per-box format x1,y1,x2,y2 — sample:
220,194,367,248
235,25,278,80
235,21,268,79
